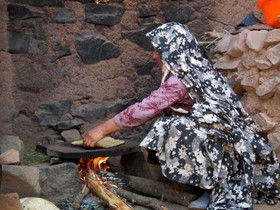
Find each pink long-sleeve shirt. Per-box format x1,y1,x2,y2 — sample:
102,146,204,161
114,75,193,129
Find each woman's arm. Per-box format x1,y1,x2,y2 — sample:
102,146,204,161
115,75,191,129
83,75,191,147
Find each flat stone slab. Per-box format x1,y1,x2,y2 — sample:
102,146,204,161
36,140,139,159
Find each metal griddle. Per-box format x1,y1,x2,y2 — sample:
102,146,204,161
36,140,139,159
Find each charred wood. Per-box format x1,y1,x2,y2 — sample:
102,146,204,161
72,185,90,210
98,171,197,206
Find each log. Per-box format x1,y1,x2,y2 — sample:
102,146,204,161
72,185,90,210
133,205,150,210
109,186,189,210
98,171,197,206
85,174,133,210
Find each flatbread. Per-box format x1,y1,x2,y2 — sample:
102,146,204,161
96,137,125,148
71,137,125,148
71,139,84,146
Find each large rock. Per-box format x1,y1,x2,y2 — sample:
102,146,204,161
0,135,24,163
1,165,40,197
75,30,121,64
215,34,232,53
51,8,76,24
161,3,194,23
121,24,158,51
55,118,84,130
265,43,280,65
8,30,30,54
34,100,72,126
254,57,272,70
42,135,64,145
227,29,248,57
256,76,280,99
264,29,280,46
73,101,128,123
0,193,23,210
39,162,82,205
14,63,54,93
138,4,156,18
85,4,125,26
8,0,65,7
73,103,113,123
0,149,20,164
33,24,45,40
246,30,268,52
7,3,46,20
61,129,81,142
240,73,259,91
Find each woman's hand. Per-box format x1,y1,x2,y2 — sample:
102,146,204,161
83,118,121,148
83,126,105,148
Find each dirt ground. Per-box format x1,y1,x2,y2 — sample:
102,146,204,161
254,203,280,210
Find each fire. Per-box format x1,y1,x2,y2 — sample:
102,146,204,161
78,157,110,182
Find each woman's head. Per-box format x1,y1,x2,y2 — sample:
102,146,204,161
146,23,199,60
146,22,211,79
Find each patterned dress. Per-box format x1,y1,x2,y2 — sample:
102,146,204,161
119,22,280,209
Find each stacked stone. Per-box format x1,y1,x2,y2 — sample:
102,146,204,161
0,135,82,206
214,28,280,158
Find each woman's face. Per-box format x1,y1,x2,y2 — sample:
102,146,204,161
152,51,163,68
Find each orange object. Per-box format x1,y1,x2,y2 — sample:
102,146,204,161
257,0,280,28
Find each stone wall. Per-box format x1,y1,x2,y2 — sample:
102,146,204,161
215,28,280,157
1,0,271,159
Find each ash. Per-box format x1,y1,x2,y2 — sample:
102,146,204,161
58,194,109,210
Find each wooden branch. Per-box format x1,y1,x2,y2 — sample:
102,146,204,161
72,185,90,210
85,174,133,210
109,186,188,210
117,173,197,206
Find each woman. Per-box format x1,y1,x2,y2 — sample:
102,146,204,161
84,22,280,209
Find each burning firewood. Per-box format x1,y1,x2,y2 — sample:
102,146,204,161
98,171,197,206
77,154,196,209
85,173,133,210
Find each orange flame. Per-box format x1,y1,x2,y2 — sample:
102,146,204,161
78,157,110,182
